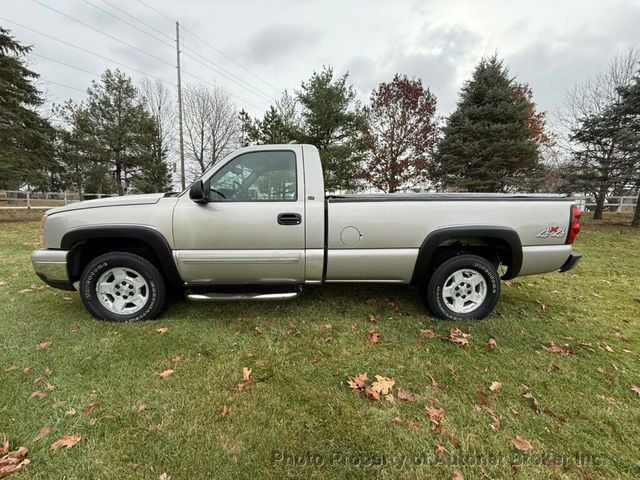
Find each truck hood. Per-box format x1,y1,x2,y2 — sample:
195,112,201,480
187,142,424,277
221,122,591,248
46,193,166,215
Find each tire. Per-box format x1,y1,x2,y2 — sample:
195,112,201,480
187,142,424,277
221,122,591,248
421,254,501,321
80,252,166,322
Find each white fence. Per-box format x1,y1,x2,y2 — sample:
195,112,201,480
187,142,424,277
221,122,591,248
0,190,117,208
573,195,638,213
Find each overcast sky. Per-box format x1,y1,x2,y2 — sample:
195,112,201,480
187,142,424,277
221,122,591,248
2,0,640,120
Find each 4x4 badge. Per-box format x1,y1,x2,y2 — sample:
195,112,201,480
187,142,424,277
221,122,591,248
536,225,566,239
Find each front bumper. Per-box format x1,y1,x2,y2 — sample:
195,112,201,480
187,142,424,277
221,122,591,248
559,252,583,273
31,249,75,291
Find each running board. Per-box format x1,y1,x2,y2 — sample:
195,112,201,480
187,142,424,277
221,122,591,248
186,290,300,302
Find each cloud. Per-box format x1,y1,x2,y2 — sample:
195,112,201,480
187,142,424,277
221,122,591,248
239,24,321,66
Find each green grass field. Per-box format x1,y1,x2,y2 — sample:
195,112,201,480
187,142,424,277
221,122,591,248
1,214,639,479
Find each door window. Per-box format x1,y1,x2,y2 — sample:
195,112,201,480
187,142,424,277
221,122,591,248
208,150,297,202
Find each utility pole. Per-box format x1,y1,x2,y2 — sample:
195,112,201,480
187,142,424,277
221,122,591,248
176,21,186,190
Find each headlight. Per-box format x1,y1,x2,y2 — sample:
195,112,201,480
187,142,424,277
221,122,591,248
39,214,47,248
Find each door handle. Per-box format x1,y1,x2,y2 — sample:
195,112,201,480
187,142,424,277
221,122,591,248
277,213,302,225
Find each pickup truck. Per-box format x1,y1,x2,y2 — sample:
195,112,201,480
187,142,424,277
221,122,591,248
31,144,582,322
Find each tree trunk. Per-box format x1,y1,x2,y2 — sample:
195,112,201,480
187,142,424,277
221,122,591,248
632,192,640,228
593,192,606,220
115,163,124,196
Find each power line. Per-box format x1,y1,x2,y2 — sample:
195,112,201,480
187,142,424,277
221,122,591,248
0,16,175,86
79,0,174,49
182,26,282,94
135,0,174,23
42,80,87,93
88,0,275,103
30,0,174,68
181,68,265,113
77,0,273,106
133,0,281,94
99,0,173,41
181,50,273,104
31,53,100,77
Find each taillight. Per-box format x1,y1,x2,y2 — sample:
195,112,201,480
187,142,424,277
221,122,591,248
566,205,581,244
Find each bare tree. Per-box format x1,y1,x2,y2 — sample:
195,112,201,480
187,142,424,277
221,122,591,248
558,47,640,218
183,84,238,178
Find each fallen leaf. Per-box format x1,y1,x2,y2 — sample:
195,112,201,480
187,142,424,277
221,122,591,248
486,338,497,350
368,313,379,323
347,372,368,392
420,329,437,339
159,473,171,480
65,409,76,417
46,383,55,391
547,363,560,373
425,406,445,433
323,323,332,330
631,386,640,396
603,344,614,353
128,463,142,469
29,390,47,400
370,375,395,395
409,419,423,429
88,418,97,426
155,327,168,334
22,367,32,378
427,374,441,391
397,388,416,401
242,367,252,383
387,300,400,313
543,341,574,356
510,436,534,453
138,404,148,412
489,381,502,392
4,365,18,372
0,444,30,477
453,471,464,480
37,340,52,350
50,435,81,450
221,405,232,417
367,329,380,344
392,416,403,425
33,425,51,442
364,386,380,401
522,386,542,414
449,328,471,347
476,390,490,407
82,402,100,414
436,444,448,456
159,369,174,379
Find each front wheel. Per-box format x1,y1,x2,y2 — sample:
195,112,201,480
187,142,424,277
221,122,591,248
80,252,166,322
422,254,501,320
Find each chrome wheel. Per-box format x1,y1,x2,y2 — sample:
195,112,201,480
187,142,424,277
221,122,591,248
441,268,487,314
95,267,149,315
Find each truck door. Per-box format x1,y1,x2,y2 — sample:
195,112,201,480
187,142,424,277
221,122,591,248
172,146,305,284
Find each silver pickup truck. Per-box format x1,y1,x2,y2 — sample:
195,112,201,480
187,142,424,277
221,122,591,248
31,144,582,322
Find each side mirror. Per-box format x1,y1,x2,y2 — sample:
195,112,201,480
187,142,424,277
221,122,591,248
189,180,209,203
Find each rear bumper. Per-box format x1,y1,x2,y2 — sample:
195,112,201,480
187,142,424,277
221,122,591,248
31,249,75,291
559,252,583,273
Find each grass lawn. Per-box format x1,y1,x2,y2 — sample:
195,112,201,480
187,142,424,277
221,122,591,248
1,214,639,479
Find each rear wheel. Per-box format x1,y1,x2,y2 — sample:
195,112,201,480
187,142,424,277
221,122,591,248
421,254,501,320
80,252,166,322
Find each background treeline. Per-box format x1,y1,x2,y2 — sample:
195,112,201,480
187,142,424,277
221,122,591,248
1,27,640,226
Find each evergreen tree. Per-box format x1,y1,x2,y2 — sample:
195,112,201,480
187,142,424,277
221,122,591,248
297,67,367,191
66,69,158,195
432,56,543,192
0,27,54,189
615,72,640,227
239,91,300,146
